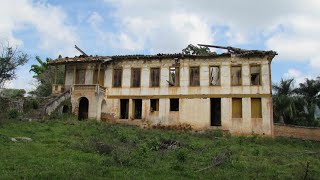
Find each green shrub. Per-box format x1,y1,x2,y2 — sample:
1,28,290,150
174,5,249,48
176,149,187,162
24,98,40,112
0,89,25,98
8,109,19,119
201,129,224,138
31,99,39,109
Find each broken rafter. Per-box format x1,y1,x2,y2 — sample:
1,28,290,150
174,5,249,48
75,45,88,57
198,44,278,56
198,44,246,54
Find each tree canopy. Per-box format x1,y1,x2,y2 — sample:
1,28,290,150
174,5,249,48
182,44,214,55
0,43,28,88
273,77,320,126
29,56,64,97
30,56,49,79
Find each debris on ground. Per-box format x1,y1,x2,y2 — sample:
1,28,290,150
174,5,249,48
159,140,180,150
11,137,33,142
196,150,232,172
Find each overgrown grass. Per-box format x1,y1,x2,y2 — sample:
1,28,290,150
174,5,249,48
0,116,320,179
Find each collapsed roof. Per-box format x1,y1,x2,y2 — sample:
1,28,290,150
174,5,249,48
48,45,277,65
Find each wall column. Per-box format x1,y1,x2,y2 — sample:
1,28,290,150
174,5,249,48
54,66,57,84
73,65,76,84
97,63,101,85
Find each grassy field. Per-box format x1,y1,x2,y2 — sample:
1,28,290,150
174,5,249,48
0,116,320,179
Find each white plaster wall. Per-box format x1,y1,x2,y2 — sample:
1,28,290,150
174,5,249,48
262,97,273,135
242,98,252,132
65,68,74,87
179,98,210,129
106,98,120,118
221,98,232,130
158,98,170,125
104,66,112,88
123,65,131,88
160,67,169,95
85,68,93,84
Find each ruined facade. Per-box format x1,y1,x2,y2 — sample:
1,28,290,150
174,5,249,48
49,48,277,135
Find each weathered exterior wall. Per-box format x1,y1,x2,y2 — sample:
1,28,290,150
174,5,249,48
65,66,74,89
71,85,105,120
64,55,273,135
274,123,320,141
104,58,271,96
179,98,210,128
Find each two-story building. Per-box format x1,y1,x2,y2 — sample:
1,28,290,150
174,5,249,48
48,46,277,135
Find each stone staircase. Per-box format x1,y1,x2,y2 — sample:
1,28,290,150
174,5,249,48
43,90,71,116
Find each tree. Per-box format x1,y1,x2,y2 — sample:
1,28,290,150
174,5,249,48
0,43,28,88
29,56,64,97
295,78,320,125
30,56,49,79
182,44,214,55
272,78,298,124
273,77,320,127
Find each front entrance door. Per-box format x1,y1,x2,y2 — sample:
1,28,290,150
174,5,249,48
210,98,221,126
78,97,89,120
133,99,142,119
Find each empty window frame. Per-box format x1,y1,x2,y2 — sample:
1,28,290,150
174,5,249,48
232,98,242,118
150,99,159,112
93,69,105,86
113,68,122,87
150,68,160,87
169,67,180,86
250,65,261,85
75,69,85,84
251,98,262,118
190,67,200,86
170,98,179,111
131,68,141,87
231,66,242,86
209,66,220,86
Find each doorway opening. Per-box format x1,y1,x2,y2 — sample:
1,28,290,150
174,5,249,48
210,98,221,126
78,97,89,120
62,105,69,113
133,99,142,119
120,99,129,119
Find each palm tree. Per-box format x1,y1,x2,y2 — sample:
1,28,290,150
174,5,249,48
272,78,295,96
29,56,64,97
272,78,297,124
29,56,49,80
295,78,320,125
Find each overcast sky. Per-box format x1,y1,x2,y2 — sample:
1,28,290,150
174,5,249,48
1,0,320,91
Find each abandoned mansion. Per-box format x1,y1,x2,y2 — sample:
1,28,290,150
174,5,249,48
48,45,277,135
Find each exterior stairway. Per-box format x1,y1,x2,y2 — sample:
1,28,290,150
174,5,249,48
43,90,71,116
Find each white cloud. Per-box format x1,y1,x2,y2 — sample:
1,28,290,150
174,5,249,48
94,1,215,53
102,0,301,49
87,12,103,27
0,0,79,57
0,0,79,90
102,0,320,79
102,0,320,52
283,68,310,85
